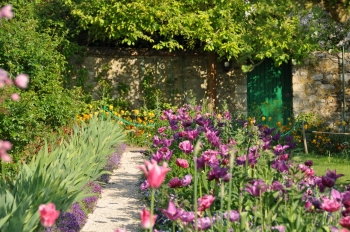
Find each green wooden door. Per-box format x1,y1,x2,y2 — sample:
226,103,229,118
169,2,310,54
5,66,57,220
247,59,292,127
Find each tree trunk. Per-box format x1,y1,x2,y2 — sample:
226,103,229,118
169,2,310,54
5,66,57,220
207,51,217,109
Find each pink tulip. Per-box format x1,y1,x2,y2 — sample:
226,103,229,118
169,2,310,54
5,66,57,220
340,216,350,229
176,158,189,168
198,195,215,211
140,208,157,229
14,74,29,89
0,151,11,162
38,203,60,227
10,93,20,101
321,197,342,212
137,159,171,188
0,5,13,19
0,140,12,162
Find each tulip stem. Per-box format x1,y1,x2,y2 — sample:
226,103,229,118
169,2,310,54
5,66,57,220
172,221,175,232
150,188,155,232
2,162,5,182
194,157,198,232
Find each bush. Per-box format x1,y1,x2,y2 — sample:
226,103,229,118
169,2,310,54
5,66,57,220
0,116,125,231
0,13,85,155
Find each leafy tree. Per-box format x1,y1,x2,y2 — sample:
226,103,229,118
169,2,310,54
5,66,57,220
63,0,318,66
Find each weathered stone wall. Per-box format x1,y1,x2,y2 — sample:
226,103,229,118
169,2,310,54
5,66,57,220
78,48,247,111
292,52,350,126
76,48,349,125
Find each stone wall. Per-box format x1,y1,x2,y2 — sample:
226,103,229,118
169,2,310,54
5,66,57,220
292,52,350,126
78,48,247,111
75,48,350,126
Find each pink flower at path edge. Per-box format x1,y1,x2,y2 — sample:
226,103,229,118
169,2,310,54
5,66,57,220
14,74,29,89
0,5,13,19
114,228,127,232
140,207,157,229
0,140,12,162
137,159,171,188
38,203,60,227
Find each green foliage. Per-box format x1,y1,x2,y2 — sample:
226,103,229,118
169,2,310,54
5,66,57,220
0,116,125,231
0,6,85,154
63,0,319,66
141,71,164,109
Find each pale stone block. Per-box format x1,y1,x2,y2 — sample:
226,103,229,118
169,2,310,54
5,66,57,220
235,85,247,94
311,74,323,81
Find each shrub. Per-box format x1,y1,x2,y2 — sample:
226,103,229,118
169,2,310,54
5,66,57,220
0,116,125,231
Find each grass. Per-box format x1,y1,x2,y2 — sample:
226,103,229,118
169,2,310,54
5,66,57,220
291,151,350,186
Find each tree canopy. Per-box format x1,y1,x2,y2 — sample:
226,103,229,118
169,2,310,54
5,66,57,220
64,0,323,67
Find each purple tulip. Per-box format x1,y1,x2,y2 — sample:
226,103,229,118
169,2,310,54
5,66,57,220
195,217,212,230
153,135,163,147
207,165,229,182
161,201,183,220
180,211,195,223
274,144,289,155
271,160,289,173
187,129,199,140
304,160,313,167
245,179,268,197
168,177,183,188
224,210,240,222
179,140,194,154
181,174,192,186
162,138,173,147
206,130,220,147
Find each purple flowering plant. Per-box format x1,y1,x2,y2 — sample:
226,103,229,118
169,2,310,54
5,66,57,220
140,103,350,231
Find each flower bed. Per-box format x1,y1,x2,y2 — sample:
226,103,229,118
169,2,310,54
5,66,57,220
136,104,350,231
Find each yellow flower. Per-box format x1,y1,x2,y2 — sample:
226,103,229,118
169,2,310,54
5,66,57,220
94,111,99,116
121,110,125,115
287,117,291,121
217,114,222,119
134,110,139,115
304,124,308,129
343,121,347,126
262,116,266,121
109,105,113,110
88,104,93,109
268,117,272,122
277,122,281,126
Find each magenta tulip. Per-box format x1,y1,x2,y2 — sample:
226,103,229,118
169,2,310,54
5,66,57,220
179,140,194,154
137,159,171,188
198,195,215,211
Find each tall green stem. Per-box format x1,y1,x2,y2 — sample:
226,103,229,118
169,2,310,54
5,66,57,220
150,188,155,232
194,157,198,232
227,150,235,231
2,162,5,182
260,191,264,232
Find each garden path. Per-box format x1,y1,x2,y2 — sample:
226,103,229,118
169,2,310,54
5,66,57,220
81,145,146,232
